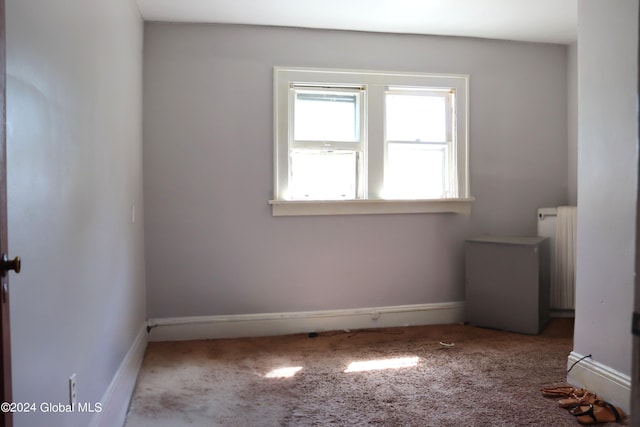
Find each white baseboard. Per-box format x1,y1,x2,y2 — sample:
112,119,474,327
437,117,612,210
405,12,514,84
148,301,465,342
567,351,631,414
90,322,148,427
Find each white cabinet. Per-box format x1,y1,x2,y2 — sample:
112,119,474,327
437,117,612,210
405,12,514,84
465,236,550,335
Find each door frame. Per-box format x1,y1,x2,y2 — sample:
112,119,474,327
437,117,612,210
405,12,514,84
632,2,640,423
0,0,12,425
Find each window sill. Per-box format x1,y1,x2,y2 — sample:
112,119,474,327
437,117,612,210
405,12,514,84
268,198,474,217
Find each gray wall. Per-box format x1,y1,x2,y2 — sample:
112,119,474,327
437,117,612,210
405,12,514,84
6,1,145,426
574,0,638,377
144,23,568,318
567,41,578,206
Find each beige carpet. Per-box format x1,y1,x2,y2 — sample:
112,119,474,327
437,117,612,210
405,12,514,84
124,319,626,426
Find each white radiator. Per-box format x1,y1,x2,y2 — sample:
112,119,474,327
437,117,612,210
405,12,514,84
537,206,577,310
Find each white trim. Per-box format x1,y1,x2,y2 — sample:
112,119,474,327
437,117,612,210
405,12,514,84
89,323,148,427
148,301,465,342
567,351,631,414
269,197,473,216
275,66,470,81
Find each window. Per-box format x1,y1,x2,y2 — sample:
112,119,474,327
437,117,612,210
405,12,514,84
290,87,364,200
384,87,455,199
271,67,471,216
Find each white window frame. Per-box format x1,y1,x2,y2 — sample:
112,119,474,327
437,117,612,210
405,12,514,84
270,67,473,216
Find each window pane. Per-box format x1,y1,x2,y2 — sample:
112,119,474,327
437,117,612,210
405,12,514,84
294,91,359,142
290,151,358,200
386,94,446,142
385,144,446,199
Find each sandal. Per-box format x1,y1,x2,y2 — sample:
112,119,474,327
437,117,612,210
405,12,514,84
571,401,625,424
541,386,586,398
558,392,598,409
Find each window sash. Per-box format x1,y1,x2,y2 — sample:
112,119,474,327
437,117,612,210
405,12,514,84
289,85,364,146
384,142,450,199
384,87,453,144
289,150,363,200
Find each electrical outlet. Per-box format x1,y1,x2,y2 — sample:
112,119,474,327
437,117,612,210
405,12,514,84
69,374,77,406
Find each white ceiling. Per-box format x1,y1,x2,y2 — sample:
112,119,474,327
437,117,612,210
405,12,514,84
136,0,578,44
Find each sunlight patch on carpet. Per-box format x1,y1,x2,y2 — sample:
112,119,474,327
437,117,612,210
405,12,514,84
344,356,419,373
265,366,303,378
